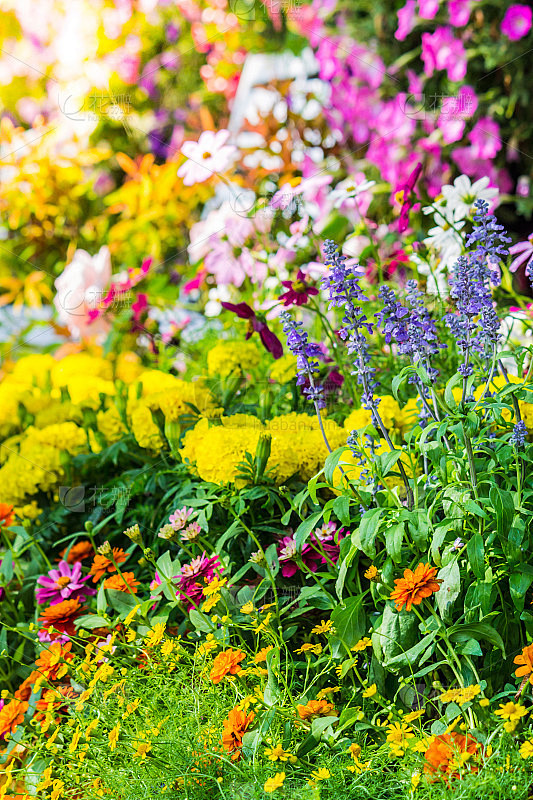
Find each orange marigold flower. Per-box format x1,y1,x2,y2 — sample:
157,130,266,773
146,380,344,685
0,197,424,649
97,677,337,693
59,540,94,564
0,503,14,528
103,571,140,594
34,642,73,683
424,732,480,779
221,707,255,760
38,598,85,638
390,563,442,612
15,671,42,702
297,699,336,721
514,643,533,685
90,548,128,582
0,699,28,738
210,649,246,684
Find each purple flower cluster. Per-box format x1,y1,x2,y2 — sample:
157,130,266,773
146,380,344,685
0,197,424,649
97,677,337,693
376,280,443,384
280,310,325,408
510,420,527,448
322,240,378,415
446,199,511,377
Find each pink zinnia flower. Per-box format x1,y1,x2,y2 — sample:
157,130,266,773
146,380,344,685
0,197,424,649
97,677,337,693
277,536,321,578
178,553,222,609
36,561,95,606
501,5,532,41
169,506,194,531
178,130,238,186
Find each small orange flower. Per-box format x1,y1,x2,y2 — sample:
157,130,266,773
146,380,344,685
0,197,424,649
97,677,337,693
514,643,533,685
210,649,246,684
424,732,479,779
38,598,85,638
34,642,73,683
0,699,28,738
59,540,94,564
221,707,255,760
390,563,442,612
103,572,140,594
90,548,128,582
15,671,42,702
0,503,14,528
296,699,336,721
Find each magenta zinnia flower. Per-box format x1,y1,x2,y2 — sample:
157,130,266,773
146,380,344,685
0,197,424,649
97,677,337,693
177,552,222,609
36,561,95,606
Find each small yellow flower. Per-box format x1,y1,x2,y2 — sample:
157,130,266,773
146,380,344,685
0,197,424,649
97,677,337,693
479,698,490,707
348,743,361,760
160,639,175,657
362,684,377,698
364,565,378,580
133,741,152,759
316,686,340,700
294,642,322,656
68,726,82,753
308,767,331,783
495,702,528,733
254,646,273,663
311,619,333,636
85,718,99,739
203,576,227,596
108,723,120,750
144,622,165,648
403,709,424,723
264,772,286,793
411,771,421,790
240,601,254,614
352,637,372,652
201,593,221,613
264,744,294,762
125,628,136,643
520,739,533,759
50,779,65,800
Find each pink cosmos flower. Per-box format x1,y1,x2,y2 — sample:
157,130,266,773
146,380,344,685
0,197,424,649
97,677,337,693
36,561,95,606
509,234,533,273
178,130,238,186
421,27,467,82
501,4,532,41
468,118,502,160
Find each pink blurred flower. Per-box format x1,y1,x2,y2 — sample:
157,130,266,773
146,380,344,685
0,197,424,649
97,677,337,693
54,247,112,339
178,130,238,186
419,0,439,19
509,234,533,273
468,118,502,159
395,2,416,42
501,4,532,40
36,561,95,606
421,26,467,81
448,0,476,26
438,85,478,143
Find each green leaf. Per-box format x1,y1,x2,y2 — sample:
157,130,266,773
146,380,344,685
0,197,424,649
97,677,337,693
385,523,404,564
376,604,417,663
335,543,357,601
510,571,533,611
467,534,484,580
106,589,139,616
448,622,505,656
384,632,436,670
189,609,213,633
324,446,347,486
435,559,460,619
75,614,109,629
294,511,323,550
264,649,281,707
310,716,338,739
332,495,350,526
489,486,515,538
0,552,13,582
330,596,366,657
358,508,384,558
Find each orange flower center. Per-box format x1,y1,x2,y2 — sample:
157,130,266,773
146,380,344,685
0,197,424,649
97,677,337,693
56,576,71,589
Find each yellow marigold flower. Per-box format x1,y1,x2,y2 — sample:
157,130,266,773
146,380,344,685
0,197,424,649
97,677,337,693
311,619,333,635
240,601,254,614
108,723,120,750
207,341,261,379
269,354,297,384
144,623,165,648
352,637,372,652
264,772,286,793
133,741,152,760
364,565,378,580
203,576,227,596
520,739,533,759
362,684,377,698
495,702,528,732
264,744,293,762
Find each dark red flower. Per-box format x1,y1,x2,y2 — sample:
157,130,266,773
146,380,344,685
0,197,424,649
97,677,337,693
396,162,423,233
221,302,283,359
279,270,319,307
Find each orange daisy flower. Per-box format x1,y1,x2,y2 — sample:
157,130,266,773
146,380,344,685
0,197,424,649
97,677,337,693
221,707,255,760
90,548,128,582
514,643,533,685
296,699,336,721
390,563,442,612
59,540,94,564
424,732,479,779
38,598,85,638
103,571,140,594
0,699,28,738
210,649,246,684
34,642,73,683
0,503,14,528
15,671,42,702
